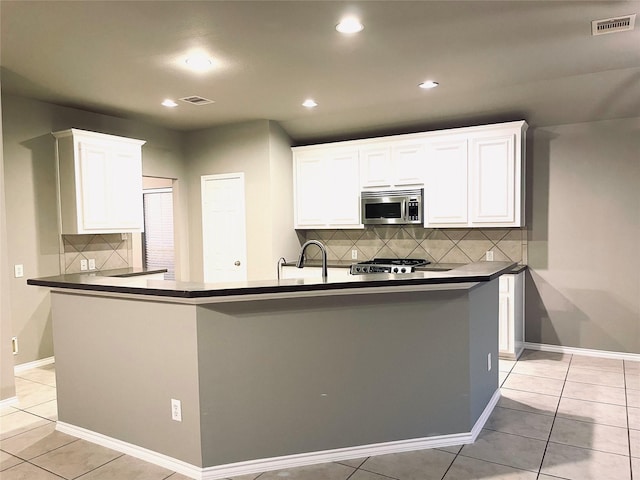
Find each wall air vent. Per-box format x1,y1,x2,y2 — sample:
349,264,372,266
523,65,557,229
179,96,215,106
591,14,636,35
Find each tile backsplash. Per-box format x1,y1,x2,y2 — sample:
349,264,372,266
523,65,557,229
63,234,131,273
301,226,527,264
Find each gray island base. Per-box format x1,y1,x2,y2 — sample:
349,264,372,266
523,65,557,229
47,275,502,480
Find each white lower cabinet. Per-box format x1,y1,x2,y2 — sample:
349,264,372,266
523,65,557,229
499,271,525,359
280,265,352,280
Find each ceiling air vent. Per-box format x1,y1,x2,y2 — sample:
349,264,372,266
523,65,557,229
179,95,215,106
591,14,636,35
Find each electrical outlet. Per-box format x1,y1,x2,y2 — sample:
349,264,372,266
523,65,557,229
80,259,88,271
171,399,182,422
88,258,96,270
351,249,358,260
485,250,494,261
487,353,492,371
11,337,18,355
14,264,24,278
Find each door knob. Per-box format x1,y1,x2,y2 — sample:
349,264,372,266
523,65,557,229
234,261,241,266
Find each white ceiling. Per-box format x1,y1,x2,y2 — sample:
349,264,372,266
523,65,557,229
1,1,639,144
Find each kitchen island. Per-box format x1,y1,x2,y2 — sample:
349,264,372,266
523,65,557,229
28,261,514,480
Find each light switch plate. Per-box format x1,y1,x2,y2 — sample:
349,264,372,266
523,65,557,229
14,264,24,278
88,259,96,270
80,259,88,271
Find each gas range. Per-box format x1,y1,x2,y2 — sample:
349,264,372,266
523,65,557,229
350,258,430,275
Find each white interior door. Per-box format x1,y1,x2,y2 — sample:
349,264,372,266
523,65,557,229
201,173,247,283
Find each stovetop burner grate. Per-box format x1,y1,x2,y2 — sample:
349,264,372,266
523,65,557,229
350,258,430,274
360,258,430,266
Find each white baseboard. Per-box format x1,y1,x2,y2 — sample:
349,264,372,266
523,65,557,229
56,388,500,480
14,356,55,373
56,422,202,479
524,343,640,362
0,396,18,409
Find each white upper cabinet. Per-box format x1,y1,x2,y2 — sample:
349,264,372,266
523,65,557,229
392,142,427,186
360,141,426,188
53,129,146,234
292,120,527,229
424,136,469,226
293,146,361,229
360,145,392,188
468,125,525,227
425,121,526,228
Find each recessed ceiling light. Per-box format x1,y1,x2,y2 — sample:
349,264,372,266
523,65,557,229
336,17,364,34
185,54,214,72
302,99,318,108
161,99,178,108
418,81,440,89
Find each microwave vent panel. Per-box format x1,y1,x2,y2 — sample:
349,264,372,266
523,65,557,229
591,14,635,35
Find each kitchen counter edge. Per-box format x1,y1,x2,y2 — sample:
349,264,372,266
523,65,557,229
27,261,516,300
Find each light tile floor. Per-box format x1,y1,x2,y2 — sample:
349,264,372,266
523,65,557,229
1,350,638,479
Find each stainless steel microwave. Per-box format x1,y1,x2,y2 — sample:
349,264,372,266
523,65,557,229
361,188,423,225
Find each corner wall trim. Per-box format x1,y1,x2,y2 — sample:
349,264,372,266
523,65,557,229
524,343,640,362
56,389,500,480
14,356,55,373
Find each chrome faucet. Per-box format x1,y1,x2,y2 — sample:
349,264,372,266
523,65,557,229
296,240,328,281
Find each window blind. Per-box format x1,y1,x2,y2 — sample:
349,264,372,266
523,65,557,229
143,189,175,280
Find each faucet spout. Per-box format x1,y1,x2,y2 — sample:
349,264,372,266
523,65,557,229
296,240,328,281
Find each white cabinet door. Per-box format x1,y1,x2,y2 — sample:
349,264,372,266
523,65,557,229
499,271,525,360
108,146,144,230
498,275,512,353
425,138,468,226
326,149,360,226
78,142,110,230
361,142,426,188
54,129,145,234
294,151,327,227
469,133,516,225
293,147,361,229
360,146,392,188
392,142,426,186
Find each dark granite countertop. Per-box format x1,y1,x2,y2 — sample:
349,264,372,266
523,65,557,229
95,267,168,278
28,261,516,300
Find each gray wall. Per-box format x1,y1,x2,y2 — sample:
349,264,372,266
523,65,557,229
51,292,203,466
185,120,300,282
195,284,495,466
527,117,640,353
1,94,188,364
0,88,17,401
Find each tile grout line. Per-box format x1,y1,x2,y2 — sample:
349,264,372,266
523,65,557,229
534,353,573,479
69,452,126,479
456,360,550,477
624,362,634,480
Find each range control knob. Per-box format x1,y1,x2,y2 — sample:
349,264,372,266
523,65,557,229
400,267,406,273
393,267,399,273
